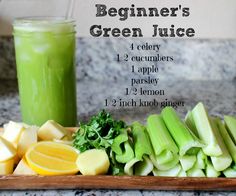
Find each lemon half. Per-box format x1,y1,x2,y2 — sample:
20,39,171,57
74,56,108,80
25,141,79,176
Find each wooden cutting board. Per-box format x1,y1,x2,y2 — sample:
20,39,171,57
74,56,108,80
1,175,236,191
0,128,236,191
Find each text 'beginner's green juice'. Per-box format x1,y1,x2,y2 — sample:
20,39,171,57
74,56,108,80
13,18,77,126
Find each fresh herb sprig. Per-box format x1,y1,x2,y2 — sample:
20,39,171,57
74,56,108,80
73,110,125,153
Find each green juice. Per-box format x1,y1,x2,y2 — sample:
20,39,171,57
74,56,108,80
13,18,77,126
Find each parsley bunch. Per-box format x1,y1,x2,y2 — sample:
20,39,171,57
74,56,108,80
73,110,125,153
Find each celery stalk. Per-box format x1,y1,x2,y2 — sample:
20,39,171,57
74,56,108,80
150,153,179,171
161,107,203,156
153,164,181,177
134,155,154,176
131,122,153,160
147,115,178,159
217,119,236,163
206,159,221,178
116,141,134,163
185,111,198,137
187,168,205,177
233,164,236,170
147,114,179,168
155,150,175,165
112,128,134,163
178,168,187,177
210,118,232,171
179,155,196,171
124,156,153,176
109,151,125,175
224,115,236,144
112,128,130,154
194,150,207,169
124,158,139,175
124,122,154,176
223,167,236,178
192,102,222,156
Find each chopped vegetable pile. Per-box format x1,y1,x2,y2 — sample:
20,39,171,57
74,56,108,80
1,102,236,177
73,102,236,177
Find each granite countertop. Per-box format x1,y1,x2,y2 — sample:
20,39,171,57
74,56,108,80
0,79,235,126
0,78,235,195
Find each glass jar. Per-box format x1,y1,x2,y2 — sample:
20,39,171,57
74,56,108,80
13,17,77,126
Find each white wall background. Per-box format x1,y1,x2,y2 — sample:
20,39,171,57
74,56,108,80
0,0,236,38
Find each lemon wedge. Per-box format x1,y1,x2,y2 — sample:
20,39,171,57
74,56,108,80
25,141,79,176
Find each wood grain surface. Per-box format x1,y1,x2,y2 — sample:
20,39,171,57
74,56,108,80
1,128,236,191
0,175,236,191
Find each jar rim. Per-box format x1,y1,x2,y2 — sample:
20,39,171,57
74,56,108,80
13,17,76,35
13,16,75,26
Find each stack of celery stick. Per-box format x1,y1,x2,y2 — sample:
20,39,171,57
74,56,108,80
111,102,236,177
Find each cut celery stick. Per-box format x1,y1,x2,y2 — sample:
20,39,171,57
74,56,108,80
224,115,236,144
150,153,179,171
112,128,130,155
134,155,154,176
217,119,236,163
155,150,174,165
116,141,134,163
210,118,232,171
131,122,153,160
195,150,207,169
187,168,205,177
185,111,198,137
147,115,178,167
192,102,222,156
178,169,187,177
232,164,236,170
223,167,236,178
124,122,154,176
179,155,196,171
124,156,153,176
153,164,181,177
124,158,139,175
161,107,203,156
112,128,134,164
206,159,221,177
109,151,124,175
147,115,178,161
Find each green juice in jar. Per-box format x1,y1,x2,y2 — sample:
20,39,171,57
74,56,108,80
13,17,77,126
